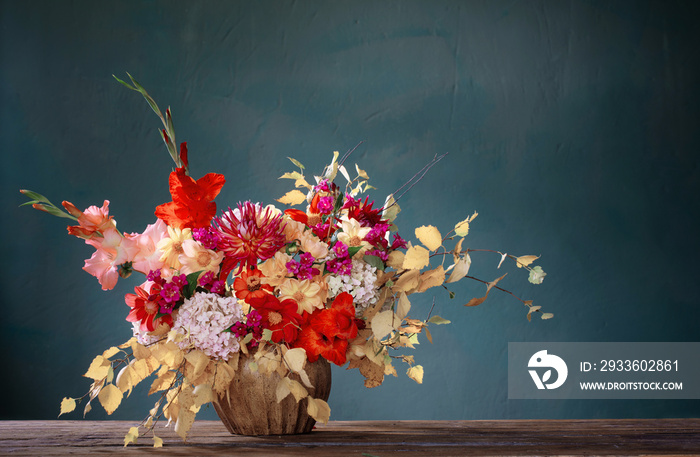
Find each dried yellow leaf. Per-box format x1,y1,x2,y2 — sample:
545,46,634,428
149,371,176,395
282,347,307,373
516,255,540,268
131,341,151,360
415,225,442,251
386,250,405,269
465,274,507,307
153,435,163,448
402,244,430,270
392,269,420,294
83,355,110,381
276,189,307,206
185,350,209,380
279,171,303,180
446,253,471,283
355,163,369,179
382,194,400,222
102,346,120,359
306,397,331,424
407,365,424,384
98,384,123,415
58,397,76,417
371,310,399,341
396,292,411,320
123,426,139,447
174,408,196,440
454,212,477,237
417,265,445,293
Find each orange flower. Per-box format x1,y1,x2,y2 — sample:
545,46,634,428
155,167,225,230
233,268,273,303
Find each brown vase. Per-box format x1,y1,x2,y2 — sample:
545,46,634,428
213,352,332,435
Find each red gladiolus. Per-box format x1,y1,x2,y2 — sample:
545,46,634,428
155,166,225,230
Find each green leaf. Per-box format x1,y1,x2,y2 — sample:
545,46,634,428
334,192,345,212
40,204,75,219
363,254,385,271
427,315,451,325
528,266,547,284
185,271,202,297
112,74,136,90
347,246,363,258
288,157,305,170
19,189,51,204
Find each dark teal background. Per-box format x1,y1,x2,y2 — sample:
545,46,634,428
2,0,699,421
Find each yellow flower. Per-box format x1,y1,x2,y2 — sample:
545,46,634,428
156,226,193,270
278,278,323,314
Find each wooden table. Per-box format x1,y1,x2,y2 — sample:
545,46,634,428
1,419,699,456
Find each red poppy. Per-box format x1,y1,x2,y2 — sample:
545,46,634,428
233,268,273,303
294,292,358,365
249,294,302,344
124,284,172,332
155,163,226,230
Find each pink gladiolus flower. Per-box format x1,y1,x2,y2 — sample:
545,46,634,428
63,200,116,239
130,219,169,275
83,228,138,290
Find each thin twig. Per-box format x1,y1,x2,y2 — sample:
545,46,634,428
383,153,448,210
339,141,365,167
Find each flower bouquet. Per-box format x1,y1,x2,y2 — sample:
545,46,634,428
21,74,550,446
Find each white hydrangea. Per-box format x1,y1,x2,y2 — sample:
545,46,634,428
130,321,164,346
172,292,244,360
326,258,380,314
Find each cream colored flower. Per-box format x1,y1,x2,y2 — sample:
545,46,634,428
336,217,371,256
178,239,224,275
278,278,323,314
283,218,306,243
156,226,192,270
258,251,292,288
299,231,329,259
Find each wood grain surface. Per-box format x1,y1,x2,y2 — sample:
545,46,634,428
1,419,698,456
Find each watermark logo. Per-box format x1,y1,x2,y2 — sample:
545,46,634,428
528,350,568,389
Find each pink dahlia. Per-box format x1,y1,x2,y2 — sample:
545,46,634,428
214,202,286,278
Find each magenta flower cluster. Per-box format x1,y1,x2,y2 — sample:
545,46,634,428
286,252,319,280
325,241,353,276
230,309,264,348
